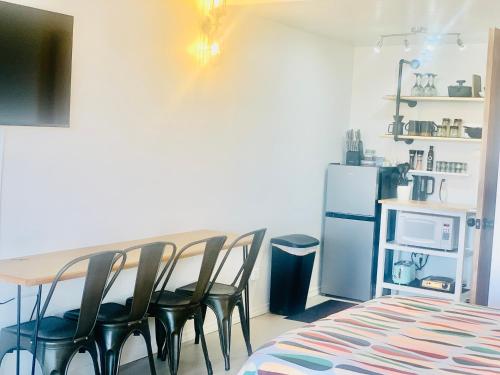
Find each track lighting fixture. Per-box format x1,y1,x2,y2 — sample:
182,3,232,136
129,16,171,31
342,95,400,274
373,27,465,53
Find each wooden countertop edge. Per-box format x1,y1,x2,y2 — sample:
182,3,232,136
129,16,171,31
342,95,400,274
0,231,253,287
378,199,476,213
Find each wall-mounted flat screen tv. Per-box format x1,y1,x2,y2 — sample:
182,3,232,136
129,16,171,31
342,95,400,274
0,1,73,127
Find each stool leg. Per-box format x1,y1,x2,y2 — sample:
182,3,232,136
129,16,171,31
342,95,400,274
141,321,157,375
211,299,234,371
155,318,167,361
237,299,252,356
194,304,207,345
195,309,213,375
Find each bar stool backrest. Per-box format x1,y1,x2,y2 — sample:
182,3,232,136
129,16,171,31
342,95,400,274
39,250,126,343
154,236,227,305
123,242,176,323
207,228,266,295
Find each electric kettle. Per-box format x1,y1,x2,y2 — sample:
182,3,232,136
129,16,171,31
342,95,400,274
412,175,435,201
392,260,416,285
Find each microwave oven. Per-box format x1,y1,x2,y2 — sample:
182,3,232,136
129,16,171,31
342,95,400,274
395,212,459,251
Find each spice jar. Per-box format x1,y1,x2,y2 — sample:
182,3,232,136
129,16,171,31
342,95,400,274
453,119,463,138
442,118,451,137
416,150,424,170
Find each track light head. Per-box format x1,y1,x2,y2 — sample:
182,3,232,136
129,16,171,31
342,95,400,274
374,38,383,53
404,38,411,52
410,59,421,69
457,35,466,50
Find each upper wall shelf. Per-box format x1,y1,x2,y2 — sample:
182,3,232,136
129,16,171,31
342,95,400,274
384,95,485,103
380,134,482,143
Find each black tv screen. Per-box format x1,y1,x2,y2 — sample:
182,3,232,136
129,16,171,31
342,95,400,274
0,1,73,127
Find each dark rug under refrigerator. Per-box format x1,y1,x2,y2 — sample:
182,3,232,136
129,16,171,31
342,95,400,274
285,300,357,323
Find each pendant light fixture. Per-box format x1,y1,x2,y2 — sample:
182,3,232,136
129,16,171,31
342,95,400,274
193,0,227,65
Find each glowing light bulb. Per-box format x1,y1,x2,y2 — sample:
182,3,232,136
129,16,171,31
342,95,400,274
210,42,220,57
374,38,383,53
189,37,221,65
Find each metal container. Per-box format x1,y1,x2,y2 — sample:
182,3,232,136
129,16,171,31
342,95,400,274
448,80,472,97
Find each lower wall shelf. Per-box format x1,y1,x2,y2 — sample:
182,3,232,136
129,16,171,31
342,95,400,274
381,281,469,300
383,241,459,258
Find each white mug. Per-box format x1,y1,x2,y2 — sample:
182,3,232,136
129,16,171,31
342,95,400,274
397,185,411,201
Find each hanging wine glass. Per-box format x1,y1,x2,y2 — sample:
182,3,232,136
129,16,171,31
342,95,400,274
411,73,424,96
430,73,438,96
424,73,433,96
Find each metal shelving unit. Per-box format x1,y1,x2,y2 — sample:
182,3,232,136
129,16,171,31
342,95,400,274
408,170,469,177
375,199,475,302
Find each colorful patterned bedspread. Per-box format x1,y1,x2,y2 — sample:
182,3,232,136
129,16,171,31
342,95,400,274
238,296,500,375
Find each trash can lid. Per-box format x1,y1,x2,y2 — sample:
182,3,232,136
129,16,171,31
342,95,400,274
270,234,319,248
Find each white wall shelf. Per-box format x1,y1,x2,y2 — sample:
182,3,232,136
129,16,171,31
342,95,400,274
383,241,459,258
383,95,485,103
381,134,482,143
381,282,469,300
408,170,469,177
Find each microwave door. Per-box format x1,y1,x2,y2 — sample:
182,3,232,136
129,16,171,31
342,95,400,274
399,216,441,248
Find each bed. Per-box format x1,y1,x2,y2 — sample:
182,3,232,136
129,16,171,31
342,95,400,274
238,296,500,375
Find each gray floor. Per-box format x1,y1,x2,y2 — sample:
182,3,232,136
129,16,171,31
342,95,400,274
121,295,329,375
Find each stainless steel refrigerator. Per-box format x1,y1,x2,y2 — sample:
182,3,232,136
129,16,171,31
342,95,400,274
320,164,397,301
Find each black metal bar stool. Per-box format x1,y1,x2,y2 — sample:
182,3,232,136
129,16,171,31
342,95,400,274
147,235,227,375
65,242,176,375
176,228,266,371
0,250,126,375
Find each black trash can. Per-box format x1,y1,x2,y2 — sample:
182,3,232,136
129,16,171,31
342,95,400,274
269,234,320,316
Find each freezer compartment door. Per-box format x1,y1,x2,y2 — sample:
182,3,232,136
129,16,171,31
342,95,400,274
321,216,376,301
325,165,379,217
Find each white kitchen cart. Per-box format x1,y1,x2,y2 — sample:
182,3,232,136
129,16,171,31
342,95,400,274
375,199,476,302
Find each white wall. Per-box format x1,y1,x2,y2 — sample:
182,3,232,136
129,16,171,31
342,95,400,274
0,0,353,373
348,43,487,285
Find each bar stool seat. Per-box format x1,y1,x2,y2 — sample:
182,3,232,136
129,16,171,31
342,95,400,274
65,302,131,324
130,291,192,309
177,282,238,297
3,317,78,341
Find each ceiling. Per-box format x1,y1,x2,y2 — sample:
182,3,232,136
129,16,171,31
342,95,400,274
228,0,500,46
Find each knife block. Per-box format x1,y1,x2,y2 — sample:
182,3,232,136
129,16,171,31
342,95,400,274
346,151,362,166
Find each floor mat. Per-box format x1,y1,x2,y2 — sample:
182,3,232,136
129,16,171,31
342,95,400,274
285,300,356,323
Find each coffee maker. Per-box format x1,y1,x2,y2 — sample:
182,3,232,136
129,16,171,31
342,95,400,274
412,176,435,201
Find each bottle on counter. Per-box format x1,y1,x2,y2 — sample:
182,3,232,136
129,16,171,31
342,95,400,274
427,146,434,171
439,179,448,203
